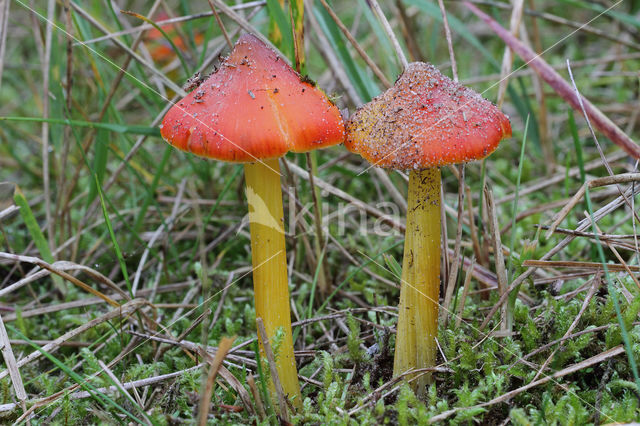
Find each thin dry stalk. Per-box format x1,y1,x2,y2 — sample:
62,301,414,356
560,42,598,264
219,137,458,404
198,336,235,426
481,184,640,330
373,168,407,212
496,0,523,108
41,0,56,277
436,0,458,81
0,313,27,418
566,60,640,227
0,0,9,88
304,153,331,299
0,299,147,381
442,165,465,326
256,318,289,420
522,259,640,273
455,257,475,328
207,0,233,49
485,188,510,331
318,0,391,88
247,375,266,421
366,0,408,68
525,0,552,166
306,3,362,105
0,253,120,306
546,173,640,239
394,0,421,62
209,0,275,52
97,360,151,426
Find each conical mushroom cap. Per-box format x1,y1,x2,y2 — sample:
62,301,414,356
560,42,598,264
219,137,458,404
160,34,345,162
345,62,511,169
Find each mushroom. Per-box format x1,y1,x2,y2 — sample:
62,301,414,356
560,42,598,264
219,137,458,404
160,33,345,405
345,62,511,395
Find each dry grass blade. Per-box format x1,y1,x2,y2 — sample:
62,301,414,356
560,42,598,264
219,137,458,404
546,173,640,238
522,259,640,272
207,0,233,50
198,336,235,426
481,184,640,330
0,313,27,417
436,0,458,81
465,1,640,159
0,299,147,381
367,0,408,68
0,0,10,88
0,364,204,413
442,165,465,326
41,0,56,274
247,374,266,421
0,258,127,300
455,257,475,328
496,0,523,107
286,161,403,230
318,0,392,88
0,252,120,306
485,187,509,331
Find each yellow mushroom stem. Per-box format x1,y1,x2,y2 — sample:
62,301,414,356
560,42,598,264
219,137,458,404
244,158,301,407
393,166,441,396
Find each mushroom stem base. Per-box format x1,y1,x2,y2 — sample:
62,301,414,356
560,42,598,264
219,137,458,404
244,158,301,408
393,167,441,396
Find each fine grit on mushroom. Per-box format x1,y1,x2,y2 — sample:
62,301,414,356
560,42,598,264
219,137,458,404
346,61,511,396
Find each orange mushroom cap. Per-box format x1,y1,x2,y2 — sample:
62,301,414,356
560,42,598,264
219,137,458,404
345,62,511,169
160,34,345,163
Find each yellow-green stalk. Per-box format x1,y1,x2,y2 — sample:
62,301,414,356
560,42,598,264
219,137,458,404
244,158,301,407
393,167,441,396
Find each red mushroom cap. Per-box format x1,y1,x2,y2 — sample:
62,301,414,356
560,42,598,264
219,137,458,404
160,34,345,163
345,62,511,169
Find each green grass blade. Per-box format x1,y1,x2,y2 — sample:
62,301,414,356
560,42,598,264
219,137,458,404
266,0,295,62
94,175,133,298
0,117,161,136
313,3,379,101
13,187,64,293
